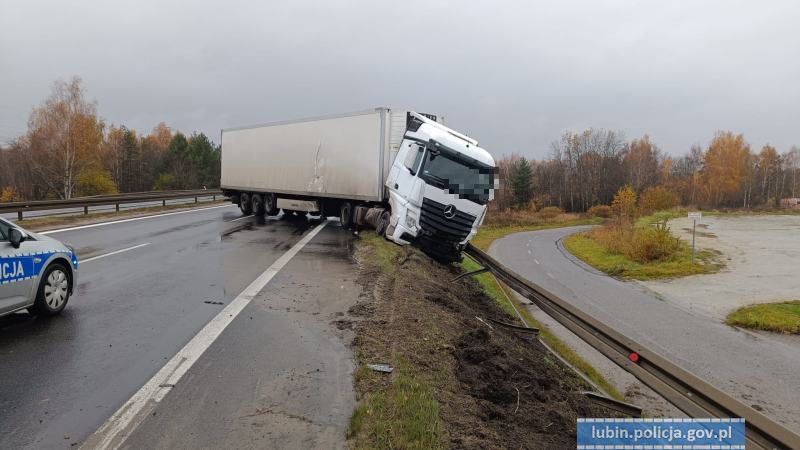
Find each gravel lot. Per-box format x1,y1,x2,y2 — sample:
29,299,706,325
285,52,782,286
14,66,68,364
642,214,800,321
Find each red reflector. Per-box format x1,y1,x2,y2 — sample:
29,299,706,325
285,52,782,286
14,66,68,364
629,352,640,363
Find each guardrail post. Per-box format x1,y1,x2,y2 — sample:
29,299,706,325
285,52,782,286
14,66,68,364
162,200,166,207
18,211,22,221
84,206,88,215
213,194,216,201
116,203,119,212
195,196,198,203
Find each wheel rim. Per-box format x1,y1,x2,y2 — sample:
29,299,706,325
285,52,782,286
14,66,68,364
341,204,350,223
240,194,249,211
252,196,261,211
44,269,68,309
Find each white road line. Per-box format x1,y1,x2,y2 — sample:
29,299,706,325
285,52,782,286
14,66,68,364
40,204,234,235
225,215,253,223
80,220,328,450
80,243,151,263
546,272,556,279
534,259,540,265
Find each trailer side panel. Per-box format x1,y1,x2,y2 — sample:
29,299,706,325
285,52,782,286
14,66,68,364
221,110,385,201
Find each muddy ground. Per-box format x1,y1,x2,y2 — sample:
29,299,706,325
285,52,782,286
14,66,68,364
346,235,621,449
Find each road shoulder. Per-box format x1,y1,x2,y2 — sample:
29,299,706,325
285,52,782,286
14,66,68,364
116,224,358,449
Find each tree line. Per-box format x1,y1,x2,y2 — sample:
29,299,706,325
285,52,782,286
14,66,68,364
499,129,800,212
0,77,220,202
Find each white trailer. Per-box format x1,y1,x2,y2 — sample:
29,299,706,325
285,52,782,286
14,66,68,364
221,107,496,261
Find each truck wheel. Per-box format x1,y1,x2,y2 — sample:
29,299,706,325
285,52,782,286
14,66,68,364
240,193,253,215
251,194,266,216
340,202,353,229
29,263,72,316
265,194,279,215
376,210,391,236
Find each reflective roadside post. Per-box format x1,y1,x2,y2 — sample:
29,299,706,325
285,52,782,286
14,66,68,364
688,211,702,263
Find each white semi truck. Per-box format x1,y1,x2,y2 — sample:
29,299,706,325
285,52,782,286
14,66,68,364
220,108,496,261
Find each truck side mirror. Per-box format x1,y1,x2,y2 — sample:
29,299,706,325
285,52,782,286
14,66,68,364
8,228,26,249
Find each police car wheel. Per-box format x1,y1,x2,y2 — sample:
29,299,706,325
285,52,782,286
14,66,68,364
30,263,71,316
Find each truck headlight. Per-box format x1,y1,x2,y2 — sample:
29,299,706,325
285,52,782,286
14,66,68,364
406,215,416,228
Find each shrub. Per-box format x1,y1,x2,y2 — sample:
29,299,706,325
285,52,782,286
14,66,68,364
484,203,538,227
1,186,23,202
611,185,637,220
629,223,681,262
75,168,118,197
588,222,680,263
638,186,679,215
587,204,612,218
539,206,564,220
153,173,178,190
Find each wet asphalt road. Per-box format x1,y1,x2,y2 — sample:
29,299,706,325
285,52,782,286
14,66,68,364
0,205,357,449
490,226,800,433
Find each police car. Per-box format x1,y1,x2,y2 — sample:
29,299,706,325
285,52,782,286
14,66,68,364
0,217,78,316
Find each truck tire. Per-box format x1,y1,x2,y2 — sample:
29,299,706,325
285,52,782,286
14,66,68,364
265,194,279,216
29,263,72,316
240,192,253,215
340,202,353,229
251,194,266,216
375,210,391,236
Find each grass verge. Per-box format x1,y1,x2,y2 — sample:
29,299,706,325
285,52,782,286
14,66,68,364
349,363,444,450
564,232,721,280
459,257,624,401
15,200,227,232
471,216,603,251
348,235,446,449
726,301,800,334
350,232,624,448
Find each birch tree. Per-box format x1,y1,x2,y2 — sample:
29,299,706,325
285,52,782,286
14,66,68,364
25,77,103,199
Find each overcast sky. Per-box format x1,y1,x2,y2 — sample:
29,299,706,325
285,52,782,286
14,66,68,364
1,0,798,159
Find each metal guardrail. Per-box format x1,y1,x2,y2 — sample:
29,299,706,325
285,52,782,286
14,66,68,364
463,243,800,450
0,189,225,220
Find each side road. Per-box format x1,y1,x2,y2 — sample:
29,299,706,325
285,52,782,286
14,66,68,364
489,226,800,434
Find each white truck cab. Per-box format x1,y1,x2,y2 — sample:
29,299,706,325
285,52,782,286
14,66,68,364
385,112,496,260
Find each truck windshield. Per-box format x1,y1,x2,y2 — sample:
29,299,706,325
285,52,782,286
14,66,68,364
419,151,494,205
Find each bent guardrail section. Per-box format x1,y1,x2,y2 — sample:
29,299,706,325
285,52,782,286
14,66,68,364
464,243,799,450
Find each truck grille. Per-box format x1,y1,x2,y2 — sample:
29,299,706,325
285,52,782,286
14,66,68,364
419,198,476,243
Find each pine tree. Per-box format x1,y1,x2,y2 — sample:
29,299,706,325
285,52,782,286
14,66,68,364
510,157,533,206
